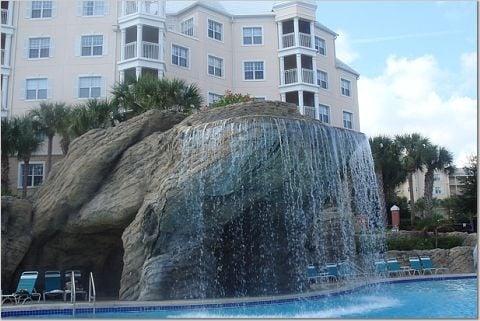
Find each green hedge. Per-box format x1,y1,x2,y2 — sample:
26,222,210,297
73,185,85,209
387,236,463,251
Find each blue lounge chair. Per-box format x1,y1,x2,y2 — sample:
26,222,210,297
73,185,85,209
1,271,41,304
374,260,388,276
387,259,405,277
43,271,64,301
63,270,87,301
307,265,328,283
324,263,338,282
408,257,423,275
420,256,449,274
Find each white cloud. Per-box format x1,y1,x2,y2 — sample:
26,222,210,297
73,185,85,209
335,30,359,64
359,54,477,167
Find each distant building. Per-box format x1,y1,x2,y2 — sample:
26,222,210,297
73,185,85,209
397,169,451,202
449,168,470,196
2,0,361,194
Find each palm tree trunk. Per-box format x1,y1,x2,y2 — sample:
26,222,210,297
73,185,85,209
408,172,416,225
424,168,435,217
60,135,70,156
1,154,10,193
22,158,30,198
46,135,53,177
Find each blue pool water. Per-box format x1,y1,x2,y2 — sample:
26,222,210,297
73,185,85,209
6,278,478,319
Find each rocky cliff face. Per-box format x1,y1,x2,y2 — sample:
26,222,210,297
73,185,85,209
1,196,33,290
14,102,385,300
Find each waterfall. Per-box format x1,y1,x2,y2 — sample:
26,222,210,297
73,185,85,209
173,115,385,299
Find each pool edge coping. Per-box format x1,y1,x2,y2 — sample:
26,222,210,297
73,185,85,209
1,273,477,318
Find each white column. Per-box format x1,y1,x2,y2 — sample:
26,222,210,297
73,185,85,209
120,29,126,60
277,21,283,49
296,53,302,83
157,69,163,79
4,34,12,66
135,67,141,79
314,93,319,120
310,21,315,49
1,75,8,111
280,93,286,102
312,55,317,86
158,28,163,61
298,90,304,115
7,1,13,25
119,70,125,82
280,56,285,85
136,24,143,58
293,17,299,47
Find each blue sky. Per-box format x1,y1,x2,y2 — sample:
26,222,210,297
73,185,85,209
312,0,476,166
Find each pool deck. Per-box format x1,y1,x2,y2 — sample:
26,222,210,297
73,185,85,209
1,273,476,315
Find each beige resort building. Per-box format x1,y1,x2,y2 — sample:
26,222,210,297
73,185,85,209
1,0,360,194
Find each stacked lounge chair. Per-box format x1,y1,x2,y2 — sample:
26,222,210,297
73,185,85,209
1,271,41,304
408,257,423,275
386,258,405,277
374,260,388,276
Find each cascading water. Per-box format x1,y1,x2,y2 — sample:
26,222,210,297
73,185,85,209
169,112,386,300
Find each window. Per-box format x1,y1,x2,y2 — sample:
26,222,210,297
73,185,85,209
343,111,353,129
435,186,442,194
31,1,52,18
315,36,326,55
171,45,189,67
208,19,223,41
29,37,50,58
244,61,264,80
18,163,44,188
26,78,48,100
82,0,105,16
243,27,262,45
208,55,223,77
434,174,440,181
181,18,194,37
319,104,330,123
317,70,328,89
341,78,351,96
81,35,103,56
208,92,223,106
78,76,101,98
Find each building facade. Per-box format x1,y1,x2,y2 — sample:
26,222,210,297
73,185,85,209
2,0,361,193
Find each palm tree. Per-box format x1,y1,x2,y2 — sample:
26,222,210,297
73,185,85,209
69,99,115,139
423,145,454,215
395,133,431,225
369,136,408,223
1,118,19,193
12,116,43,197
29,102,70,176
111,75,202,119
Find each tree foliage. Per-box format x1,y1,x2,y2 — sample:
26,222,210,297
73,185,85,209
211,90,253,108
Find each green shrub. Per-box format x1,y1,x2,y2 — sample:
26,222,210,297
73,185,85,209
387,235,463,251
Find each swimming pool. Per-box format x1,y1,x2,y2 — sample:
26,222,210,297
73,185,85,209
3,276,477,319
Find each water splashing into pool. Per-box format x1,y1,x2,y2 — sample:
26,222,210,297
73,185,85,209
170,116,385,299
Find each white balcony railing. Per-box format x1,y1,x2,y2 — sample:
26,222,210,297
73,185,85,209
301,68,314,84
282,33,295,48
1,9,8,25
123,0,163,16
124,42,137,60
284,68,297,85
304,106,316,119
299,32,312,48
142,41,159,60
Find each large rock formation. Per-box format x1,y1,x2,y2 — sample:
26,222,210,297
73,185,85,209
1,196,33,290
16,101,385,301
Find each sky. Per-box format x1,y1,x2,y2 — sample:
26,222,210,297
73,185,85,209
314,0,477,167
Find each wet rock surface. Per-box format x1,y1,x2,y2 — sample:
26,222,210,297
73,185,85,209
14,102,386,300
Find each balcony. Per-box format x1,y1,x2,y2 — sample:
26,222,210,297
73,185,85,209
301,68,314,84
304,106,316,119
284,69,297,85
142,41,159,60
122,0,163,17
1,9,7,25
124,42,136,60
299,32,311,48
282,33,295,48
